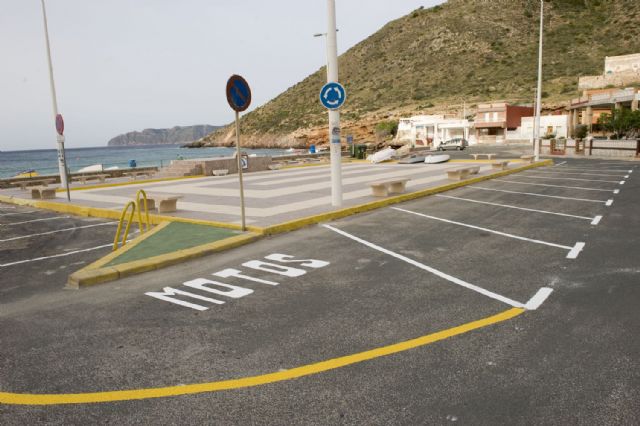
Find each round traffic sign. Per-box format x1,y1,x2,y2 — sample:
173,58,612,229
319,82,346,110
55,114,64,136
226,75,252,112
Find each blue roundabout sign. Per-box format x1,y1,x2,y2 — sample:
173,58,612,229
319,82,346,110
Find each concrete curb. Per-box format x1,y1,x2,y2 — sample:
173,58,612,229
67,232,259,288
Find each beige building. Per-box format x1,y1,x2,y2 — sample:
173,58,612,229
579,53,640,90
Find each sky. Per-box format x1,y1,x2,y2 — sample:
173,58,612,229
0,0,443,151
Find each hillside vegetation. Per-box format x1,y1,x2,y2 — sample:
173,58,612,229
201,0,640,147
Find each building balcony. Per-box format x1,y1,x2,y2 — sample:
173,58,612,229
474,120,507,128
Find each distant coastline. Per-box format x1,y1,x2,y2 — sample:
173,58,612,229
107,125,221,147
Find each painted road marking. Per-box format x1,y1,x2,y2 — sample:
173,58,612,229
554,161,567,166
0,222,117,243
391,207,585,259
0,244,112,268
323,224,554,309
471,186,612,204
0,307,525,405
606,199,614,207
435,194,601,223
145,254,330,311
556,167,633,173
513,175,622,184
527,170,628,178
493,179,616,193
0,211,36,217
591,215,603,225
524,287,554,310
614,189,620,194
0,216,69,226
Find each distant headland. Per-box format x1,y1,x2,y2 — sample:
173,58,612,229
107,125,220,147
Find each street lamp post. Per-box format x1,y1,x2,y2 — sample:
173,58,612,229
40,0,71,200
533,0,544,162
325,0,342,207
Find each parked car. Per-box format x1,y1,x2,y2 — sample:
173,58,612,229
437,138,468,151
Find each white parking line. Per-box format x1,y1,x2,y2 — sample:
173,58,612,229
556,167,633,173
554,161,567,166
1,216,68,226
493,179,616,193
0,222,117,243
471,186,612,204
323,224,552,310
515,175,622,184
392,207,585,259
435,194,600,223
0,244,112,268
0,211,36,217
526,170,628,178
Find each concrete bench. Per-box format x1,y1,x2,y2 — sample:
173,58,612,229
123,171,155,180
491,161,510,171
468,166,480,175
30,186,57,199
446,168,471,181
212,169,229,176
520,155,535,164
134,194,183,213
268,164,283,170
470,153,496,160
12,178,56,190
369,178,410,197
72,174,109,184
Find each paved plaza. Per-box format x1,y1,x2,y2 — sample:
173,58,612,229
1,161,500,226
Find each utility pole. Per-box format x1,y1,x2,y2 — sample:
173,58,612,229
326,0,342,207
533,0,544,162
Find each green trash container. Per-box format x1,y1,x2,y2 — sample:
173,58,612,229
356,144,367,159
350,144,357,158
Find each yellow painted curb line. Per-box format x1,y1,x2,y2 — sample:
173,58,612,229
0,307,524,405
57,174,205,193
67,232,259,288
0,195,261,233
262,160,553,235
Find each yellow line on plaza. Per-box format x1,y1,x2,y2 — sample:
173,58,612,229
55,174,205,192
0,307,524,405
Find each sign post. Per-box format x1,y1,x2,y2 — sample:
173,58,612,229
41,0,70,201
226,74,252,231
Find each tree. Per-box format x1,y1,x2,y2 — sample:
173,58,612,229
597,108,640,138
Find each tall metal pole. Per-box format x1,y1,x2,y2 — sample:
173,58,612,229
533,0,544,162
41,0,70,201
235,111,246,231
326,0,342,207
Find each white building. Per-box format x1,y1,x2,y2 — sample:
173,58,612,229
396,115,474,148
507,115,570,141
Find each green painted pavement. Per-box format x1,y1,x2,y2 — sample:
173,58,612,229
106,222,240,266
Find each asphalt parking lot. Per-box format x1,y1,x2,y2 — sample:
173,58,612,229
1,158,639,424
0,207,119,303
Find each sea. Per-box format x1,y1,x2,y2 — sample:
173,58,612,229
0,145,290,179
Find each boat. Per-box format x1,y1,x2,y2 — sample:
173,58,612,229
13,169,39,178
77,164,104,173
367,147,396,164
398,153,426,164
424,154,450,164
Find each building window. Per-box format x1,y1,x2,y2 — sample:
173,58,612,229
493,112,499,122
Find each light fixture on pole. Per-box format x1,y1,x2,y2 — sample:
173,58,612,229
40,0,71,201
313,30,338,85
533,0,544,162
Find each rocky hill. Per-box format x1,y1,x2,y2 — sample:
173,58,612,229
198,0,640,148
108,125,220,146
